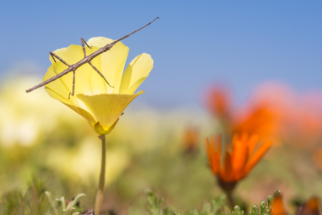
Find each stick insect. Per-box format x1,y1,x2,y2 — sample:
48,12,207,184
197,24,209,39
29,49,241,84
25,17,159,97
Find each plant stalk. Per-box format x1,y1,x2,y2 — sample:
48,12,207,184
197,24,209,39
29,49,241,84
225,190,235,209
94,135,106,215
217,177,236,209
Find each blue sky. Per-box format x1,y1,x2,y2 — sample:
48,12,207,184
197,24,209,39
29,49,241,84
0,1,321,108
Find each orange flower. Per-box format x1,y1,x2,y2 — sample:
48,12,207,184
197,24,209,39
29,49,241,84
271,195,321,215
271,195,286,215
233,103,280,142
312,147,322,170
205,133,272,183
182,126,199,153
204,86,231,118
296,197,321,215
204,86,280,142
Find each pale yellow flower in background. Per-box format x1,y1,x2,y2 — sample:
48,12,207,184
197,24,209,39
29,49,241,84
46,137,129,185
43,37,154,134
0,77,82,147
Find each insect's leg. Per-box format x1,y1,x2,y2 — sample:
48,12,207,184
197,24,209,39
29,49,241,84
81,38,91,49
50,53,57,62
81,38,91,58
50,52,70,66
88,61,113,88
68,70,76,99
72,69,76,96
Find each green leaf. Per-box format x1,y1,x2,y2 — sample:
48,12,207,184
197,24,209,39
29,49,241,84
223,206,231,215
57,196,66,211
45,191,60,215
211,195,226,214
259,201,269,215
267,195,273,208
146,191,164,215
64,207,75,215
186,209,199,215
66,193,86,210
202,202,212,214
273,190,281,198
232,205,244,215
249,204,259,215
163,208,175,215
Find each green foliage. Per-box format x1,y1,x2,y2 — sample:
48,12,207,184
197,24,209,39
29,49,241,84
45,191,86,215
249,205,259,215
146,191,175,215
248,190,281,215
259,201,269,215
273,190,281,198
0,178,49,215
145,191,283,215
146,191,230,215
186,195,227,215
232,206,244,215
267,195,273,207
0,177,86,215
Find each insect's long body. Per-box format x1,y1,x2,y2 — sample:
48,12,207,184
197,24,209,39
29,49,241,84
26,17,159,94
25,43,114,93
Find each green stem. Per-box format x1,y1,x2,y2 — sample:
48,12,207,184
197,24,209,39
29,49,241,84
94,135,106,215
217,177,236,210
225,190,235,210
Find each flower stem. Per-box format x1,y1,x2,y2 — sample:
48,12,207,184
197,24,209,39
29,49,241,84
217,178,236,209
94,135,106,215
225,190,235,209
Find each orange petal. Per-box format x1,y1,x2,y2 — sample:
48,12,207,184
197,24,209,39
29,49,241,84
247,134,259,160
216,134,222,167
231,139,247,180
271,196,286,215
240,132,248,143
243,141,272,176
297,197,320,215
205,137,219,174
219,152,233,182
231,133,238,145
204,86,231,117
306,197,320,211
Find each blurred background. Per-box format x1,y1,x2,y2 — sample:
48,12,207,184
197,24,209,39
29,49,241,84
0,1,322,214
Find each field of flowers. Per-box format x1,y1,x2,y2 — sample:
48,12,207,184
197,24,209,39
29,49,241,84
1,11,322,215
1,59,322,215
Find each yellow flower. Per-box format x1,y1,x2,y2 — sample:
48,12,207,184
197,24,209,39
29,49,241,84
43,37,153,134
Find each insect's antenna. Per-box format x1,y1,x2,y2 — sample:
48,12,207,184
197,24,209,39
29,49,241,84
111,17,159,45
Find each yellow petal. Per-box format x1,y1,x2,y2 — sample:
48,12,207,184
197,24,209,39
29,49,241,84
87,37,129,94
91,121,118,135
45,86,74,106
120,53,153,94
49,44,84,65
120,78,145,95
72,46,106,95
45,87,96,124
86,46,107,95
64,103,97,124
44,62,73,104
76,91,144,132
